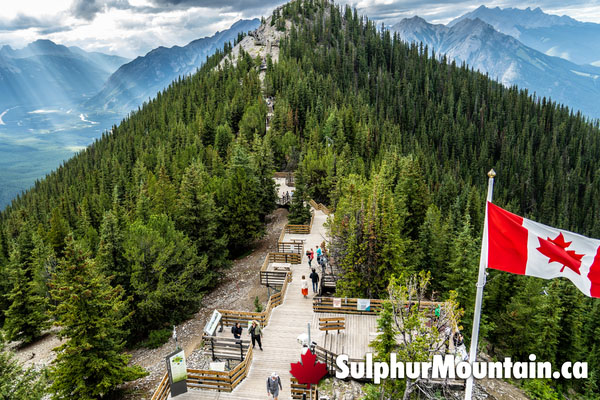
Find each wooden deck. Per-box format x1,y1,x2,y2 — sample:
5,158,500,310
311,313,379,360
179,209,329,399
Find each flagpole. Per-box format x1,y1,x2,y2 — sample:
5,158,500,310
464,169,495,399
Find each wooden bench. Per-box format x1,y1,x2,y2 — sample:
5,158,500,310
203,336,251,361
318,317,345,334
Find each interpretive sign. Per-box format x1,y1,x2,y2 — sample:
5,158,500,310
203,309,222,336
166,349,187,397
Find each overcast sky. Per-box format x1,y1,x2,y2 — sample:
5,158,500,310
1,0,599,58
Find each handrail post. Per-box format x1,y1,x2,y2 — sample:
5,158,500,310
211,337,215,361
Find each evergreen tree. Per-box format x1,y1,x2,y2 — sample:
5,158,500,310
0,334,48,400
4,225,49,344
49,236,146,399
96,210,129,291
442,214,479,334
287,180,312,225
125,215,210,338
177,161,229,272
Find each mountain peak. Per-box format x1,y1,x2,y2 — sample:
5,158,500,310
449,5,580,33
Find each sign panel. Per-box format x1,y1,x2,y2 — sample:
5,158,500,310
357,298,371,311
166,349,187,397
210,362,226,372
203,309,222,336
332,298,341,308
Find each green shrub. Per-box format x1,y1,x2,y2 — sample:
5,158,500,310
140,329,172,349
522,379,560,400
254,296,263,313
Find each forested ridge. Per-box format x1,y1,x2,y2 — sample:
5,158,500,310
1,0,600,398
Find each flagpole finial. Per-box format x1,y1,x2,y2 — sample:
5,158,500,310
488,169,496,178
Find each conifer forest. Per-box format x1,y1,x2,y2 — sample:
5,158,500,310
1,1,600,398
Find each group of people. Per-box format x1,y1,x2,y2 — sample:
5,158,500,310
231,320,263,351
225,243,329,398
306,245,326,270
300,269,320,298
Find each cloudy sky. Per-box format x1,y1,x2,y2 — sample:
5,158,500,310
1,0,599,58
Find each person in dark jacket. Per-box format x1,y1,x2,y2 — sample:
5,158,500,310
266,372,282,399
231,322,242,339
309,268,319,293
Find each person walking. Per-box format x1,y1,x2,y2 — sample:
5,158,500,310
231,322,242,339
316,245,322,265
307,248,314,267
266,372,282,399
249,320,263,351
309,268,319,294
301,275,309,298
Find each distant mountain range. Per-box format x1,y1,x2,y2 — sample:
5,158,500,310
0,40,128,109
449,5,600,66
392,12,600,119
87,18,261,112
0,19,261,209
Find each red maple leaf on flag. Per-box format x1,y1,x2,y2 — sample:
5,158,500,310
290,349,327,389
537,232,584,275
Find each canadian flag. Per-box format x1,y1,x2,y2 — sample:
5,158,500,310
487,202,600,298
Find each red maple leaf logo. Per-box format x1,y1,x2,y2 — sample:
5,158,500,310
537,232,584,275
290,349,327,389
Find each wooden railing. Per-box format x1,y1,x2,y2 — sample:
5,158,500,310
268,251,301,264
313,344,364,376
309,199,331,215
313,297,384,315
273,171,295,186
277,241,303,254
203,336,250,361
152,271,290,398
291,378,318,399
151,344,254,399
313,297,444,316
285,224,311,234
151,372,170,400
260,270,290,288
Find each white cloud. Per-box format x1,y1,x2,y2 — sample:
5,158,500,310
1,1,600,58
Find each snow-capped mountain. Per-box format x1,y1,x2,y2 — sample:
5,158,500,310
449,6,600,66
392,17,600,119
87,19,261,113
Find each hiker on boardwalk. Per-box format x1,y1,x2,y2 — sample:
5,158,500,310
316,245,322,264
249,320,263,351
310,268,319,294
307,248,314,267
301,275,309,298
266,372,282,399
231,322,242,339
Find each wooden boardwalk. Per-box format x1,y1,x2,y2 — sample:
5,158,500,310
179,209,329,399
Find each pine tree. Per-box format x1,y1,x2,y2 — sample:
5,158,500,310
0,334,48,400
287,180,312,225
177,161,229,272
49,236,146,399
4,225,49,344
96,210,129,291
442,214,479,334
